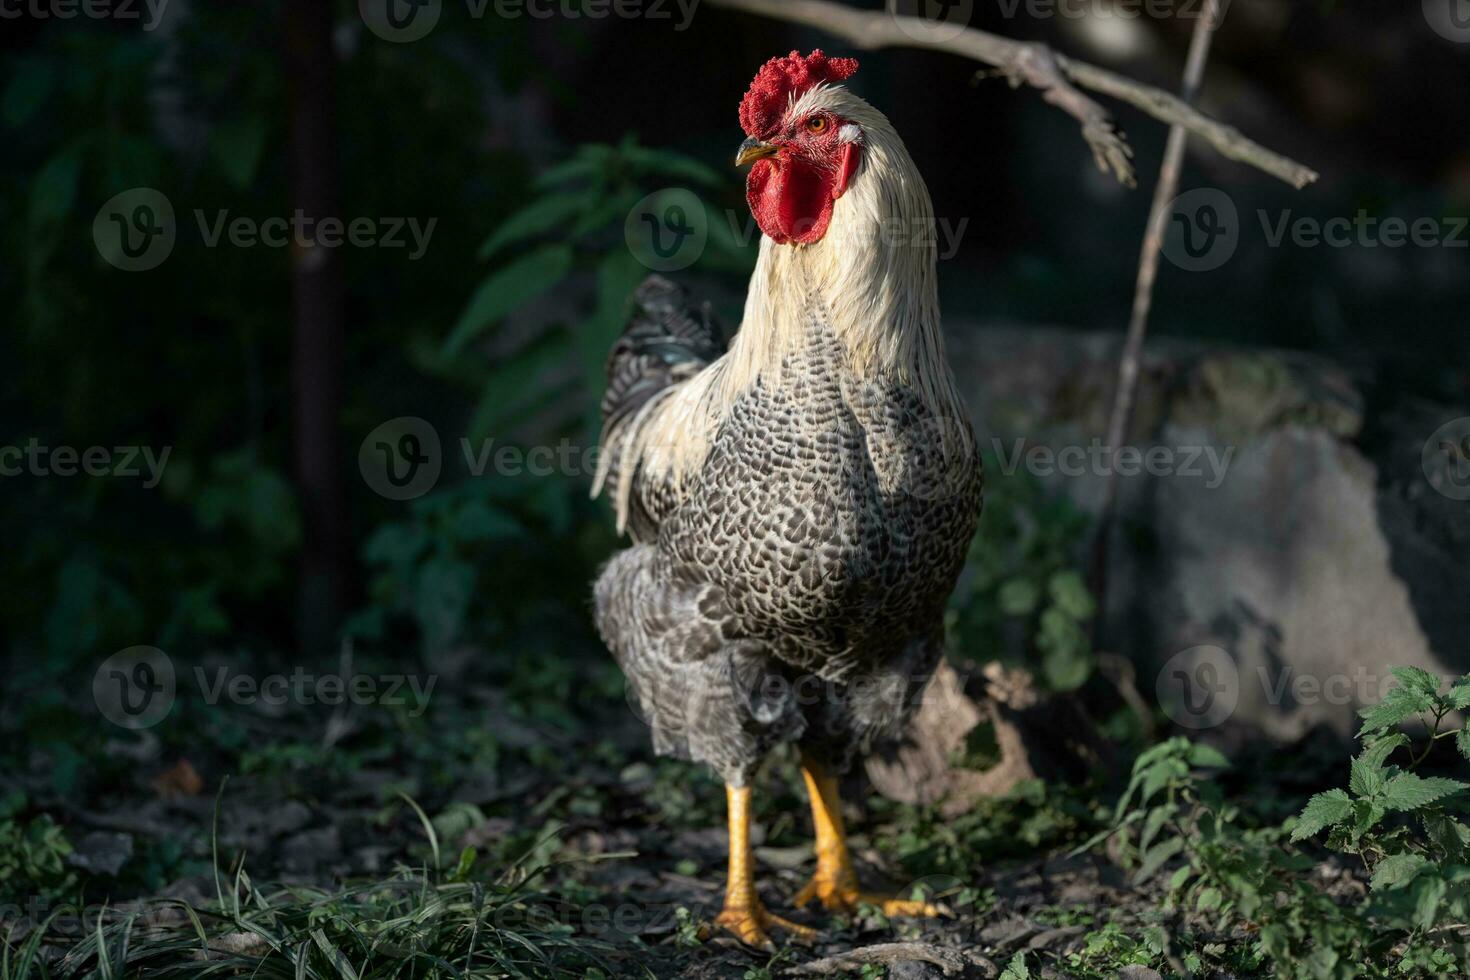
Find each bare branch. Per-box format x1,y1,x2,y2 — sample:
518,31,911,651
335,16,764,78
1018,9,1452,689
1093,0,1221,634
706,0,1317,189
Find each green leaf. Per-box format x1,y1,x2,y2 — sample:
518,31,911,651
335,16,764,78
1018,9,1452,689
451,501,523,543
620,143,724,188
1186,743,1230,769
1290,789,1352,841
29,147,83,231
1038,607,1092,691
209,116,267,190
363,522,427,567
1359,732,1409,773
533,144,615,189
1139,803,1177,853
477,191,591,261
997,578,1039,617
1358,685,1435,737
463,328,575,445
1046,569,1095,620
582,249,648,398
415,558,476,656
1134,836,1185,884
1422,812,1470,860
998,951,1030,980
567,188,641,241
443,244,574,356
450,845,478,882
1411,873,1447,930
1195,886,1223,911
1349,755,1387,799
3,59,53,127
1353,798,1387,837
1381,773,1467,812
1371,852,1428,891
1448,681,1470,711
1168,864,1193,893
1391,665,1442,699
1457,727,1470,764
1138,757,1188,806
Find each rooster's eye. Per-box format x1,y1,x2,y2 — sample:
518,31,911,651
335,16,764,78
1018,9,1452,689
805,116,829,134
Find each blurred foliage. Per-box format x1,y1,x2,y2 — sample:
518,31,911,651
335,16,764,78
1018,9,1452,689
879,778,1102,879
0,795,76,909
947,455,1097,692
0,7,753,757
1087,695,1470,980
439,133,753,441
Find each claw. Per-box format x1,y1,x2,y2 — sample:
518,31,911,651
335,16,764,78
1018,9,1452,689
793,873,948,918
794,755,952,923
714,902,818,950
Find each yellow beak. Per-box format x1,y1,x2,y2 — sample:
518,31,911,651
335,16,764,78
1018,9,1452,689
735,137,778,167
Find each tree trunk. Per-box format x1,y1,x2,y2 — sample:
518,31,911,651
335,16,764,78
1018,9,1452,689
283,0,346,656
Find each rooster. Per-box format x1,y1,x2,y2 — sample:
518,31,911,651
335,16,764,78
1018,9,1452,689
592,50,983,949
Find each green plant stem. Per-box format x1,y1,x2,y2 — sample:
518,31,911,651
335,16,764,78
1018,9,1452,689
1410,710,1448,768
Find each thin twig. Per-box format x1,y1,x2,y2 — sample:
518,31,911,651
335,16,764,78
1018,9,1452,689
1092,0,1221,632
705,0,1318,188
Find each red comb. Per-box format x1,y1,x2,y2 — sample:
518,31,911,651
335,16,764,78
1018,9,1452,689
739,49,860,139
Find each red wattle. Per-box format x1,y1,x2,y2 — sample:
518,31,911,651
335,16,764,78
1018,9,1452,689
746,143,861,246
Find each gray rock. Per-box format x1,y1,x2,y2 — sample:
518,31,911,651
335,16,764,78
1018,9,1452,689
66,831,134,875
280,826,341,875
948,325,1469,742
887,961,945,980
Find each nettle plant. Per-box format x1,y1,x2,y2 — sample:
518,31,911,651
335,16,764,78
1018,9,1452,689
1291,667,1470,932
1091,667,1470,978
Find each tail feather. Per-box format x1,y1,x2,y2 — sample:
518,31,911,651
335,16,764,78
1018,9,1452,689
592,276,727,537
600,276,725,428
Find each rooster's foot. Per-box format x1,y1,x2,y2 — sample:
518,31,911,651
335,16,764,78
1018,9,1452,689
713,901,818,951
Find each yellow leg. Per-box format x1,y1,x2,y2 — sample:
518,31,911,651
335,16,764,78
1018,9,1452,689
714,784,817,950
792,754,945,919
